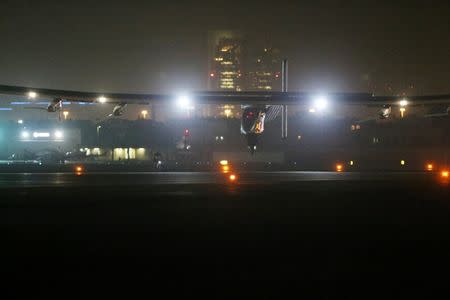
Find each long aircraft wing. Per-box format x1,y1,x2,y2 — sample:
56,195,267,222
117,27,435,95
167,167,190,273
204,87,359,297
0,84,450,106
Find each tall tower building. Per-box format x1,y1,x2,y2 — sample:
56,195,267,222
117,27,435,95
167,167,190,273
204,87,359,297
208,31,245,91
206,31,246,118
248,47,281,91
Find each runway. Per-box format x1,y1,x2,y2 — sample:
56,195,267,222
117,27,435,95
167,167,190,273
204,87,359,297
1,169,449,298
0,171,440,188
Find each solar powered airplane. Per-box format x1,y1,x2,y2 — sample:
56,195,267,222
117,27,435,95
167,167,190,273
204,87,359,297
1,82,449,154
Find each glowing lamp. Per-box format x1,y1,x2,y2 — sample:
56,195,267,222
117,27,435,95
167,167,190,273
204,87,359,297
28,91,37,99
399,99,408,107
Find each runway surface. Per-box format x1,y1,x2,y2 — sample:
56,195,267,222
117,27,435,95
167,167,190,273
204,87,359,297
0,171,441,188
2,170,449,298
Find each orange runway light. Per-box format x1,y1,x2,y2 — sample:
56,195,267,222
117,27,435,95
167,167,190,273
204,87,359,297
441,170,449,178
336,164,343,172
229,174,237,182
426,164,434,171
222,165,230,172
74,165,84,174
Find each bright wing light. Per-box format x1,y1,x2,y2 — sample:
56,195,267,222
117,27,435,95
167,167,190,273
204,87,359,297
54,130,63,139
98,96,107,103
309,95,328,113
399,99,408,107
314,95,328,111
28,91,37,99
176,94,193,109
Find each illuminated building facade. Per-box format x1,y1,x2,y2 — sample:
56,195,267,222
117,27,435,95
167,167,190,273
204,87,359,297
208,31,245,91
248,47,281,91
206,31,246,118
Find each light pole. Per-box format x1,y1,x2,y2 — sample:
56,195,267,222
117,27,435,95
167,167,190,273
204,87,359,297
97,125,102,143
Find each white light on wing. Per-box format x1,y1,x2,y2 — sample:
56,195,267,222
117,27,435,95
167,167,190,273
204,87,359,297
54,130,63,139
98,96,107,103
28,91,37,99
314,95,328,110
176,94,194,110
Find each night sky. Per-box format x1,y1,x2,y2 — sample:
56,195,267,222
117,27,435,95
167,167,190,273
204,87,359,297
0,0,449,94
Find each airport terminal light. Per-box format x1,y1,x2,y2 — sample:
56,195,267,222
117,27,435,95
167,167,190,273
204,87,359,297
21,131,29,139
33,132,50,138
141,110,148,119
28,91,37,99
17,119,23,124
